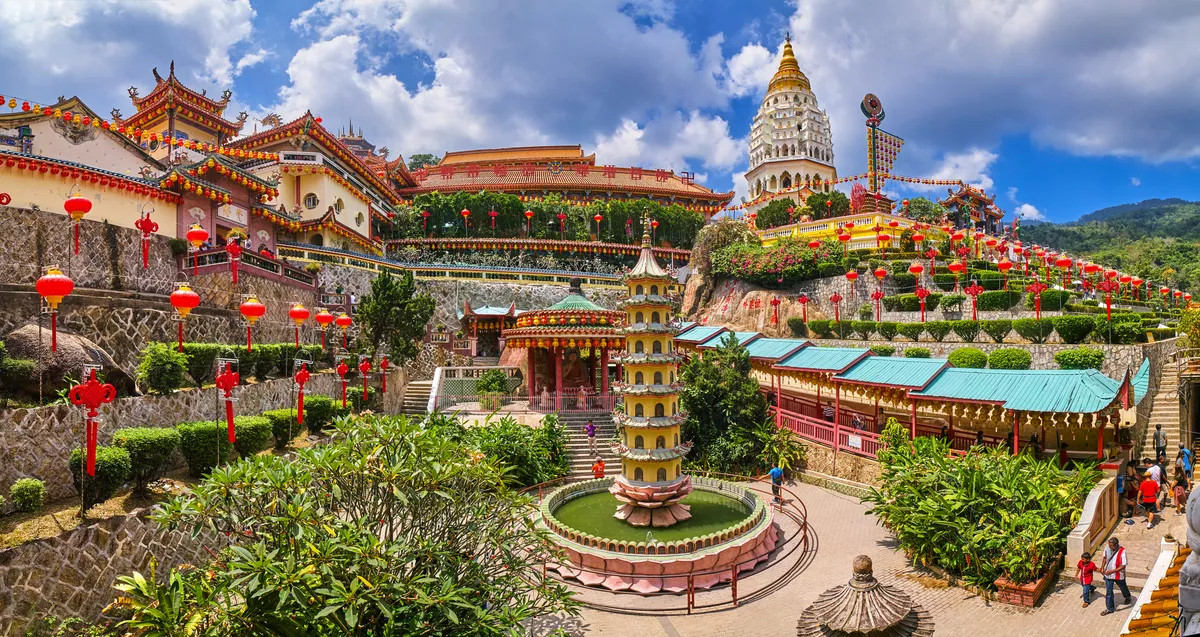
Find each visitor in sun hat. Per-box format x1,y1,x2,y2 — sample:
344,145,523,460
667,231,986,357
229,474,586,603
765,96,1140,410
591,456,605,479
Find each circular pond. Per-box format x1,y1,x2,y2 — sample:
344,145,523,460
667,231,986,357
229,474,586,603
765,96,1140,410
551,490,753,543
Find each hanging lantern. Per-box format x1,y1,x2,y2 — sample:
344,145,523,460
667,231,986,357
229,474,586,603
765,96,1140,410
214,362,240,443
335,313,353,348
845,271,859,284
67,369,116,477
908,262,924,276
226,240,243,284
133,209,158,269
288,303,311,348
64,193,92,255
873,267,887,281
294,363,311,426
807,239,821,264
169,283,200,352
239,295,266,350
314,308,335,349
36,266,74,352
185,224,209,275
997,259,1013,290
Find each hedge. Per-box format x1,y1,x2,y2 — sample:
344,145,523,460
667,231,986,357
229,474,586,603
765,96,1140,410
852,321,877,339
9,478,46,513
1148,327,1177,341
112,427,181,496
925,321,952,342
952,320,980,343
349,386,379,413
264,408,301,449
981,319,1012,343
1093,316,1141,344
976,290,1023,311
883,293,943,312
137,343,188,395
933,274,958,291
233,416,274,458
177,343,325,386
897,323,925,341
905,347,931,358
69,445,131,513
988,348,1032,370
891,273,917,290
787,317,809,337
1026,289,1072,311
1055,347,1105,370
878,322,899,341
858,304,875,321
870,345,896,357
1013,318,1055,344
941,294,966,312
303,395,341,434
948,347,988,369
176,421,235,477
1051,315,1095,344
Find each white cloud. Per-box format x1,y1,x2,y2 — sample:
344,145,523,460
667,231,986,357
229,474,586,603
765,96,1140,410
234,49,269,76
1007,186,1020,202
592,111,742,182
724,42,777,98
907,148,998,193
1015,203,1045,221
1131,177,1142,186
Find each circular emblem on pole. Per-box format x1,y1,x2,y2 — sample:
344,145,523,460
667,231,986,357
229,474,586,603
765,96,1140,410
860,93,884,120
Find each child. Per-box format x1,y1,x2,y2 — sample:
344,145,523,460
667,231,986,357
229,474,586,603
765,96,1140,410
591,456,605,479
1076,551,1098,607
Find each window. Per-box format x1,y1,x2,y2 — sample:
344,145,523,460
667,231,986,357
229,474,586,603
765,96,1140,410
635,312,644,324
672,402,677,415
634,468,644,481
635,371,644,384
635,403,644,417
355,212,364,227
634,435,644,449
670,370,675,383
656,435,665,449
334,198,344,212
675,465,681,478
304,193,319,209
653,371,663,384
635,284,644,295
656,468,667,482
635,341,644,354
651,311,660,324
652,341,662,354
654,403,665,417
673,433,678,446
309,233,324,246
650,285,659,295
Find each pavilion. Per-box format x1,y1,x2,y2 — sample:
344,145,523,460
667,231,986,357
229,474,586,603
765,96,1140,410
456,301,527,358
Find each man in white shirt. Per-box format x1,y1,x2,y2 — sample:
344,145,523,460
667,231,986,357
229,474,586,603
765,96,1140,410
1100,536,1132,615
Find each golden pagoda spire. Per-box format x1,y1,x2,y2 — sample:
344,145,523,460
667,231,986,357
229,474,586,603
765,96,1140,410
641,209,651,248
768,34,810,93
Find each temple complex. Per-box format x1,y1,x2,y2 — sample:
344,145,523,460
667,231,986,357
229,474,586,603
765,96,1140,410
940,183,1006,235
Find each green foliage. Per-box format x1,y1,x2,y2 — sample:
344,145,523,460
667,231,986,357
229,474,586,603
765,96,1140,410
263,408,300,450
1051,315,1095,344
876,418,911,464
691,218,759,278
883,293,942,312
948,347,988,368
878,322,899,341
0,357,35,394
710,237,845,287
988,348,1033,370
349,386,378,412
905,348,931,358
112,427,180,497
10,478,46,513
851,321,876,339
180,343,223,385
808,319,832,338
476,369,510,394
1092,315,1142,344
787,317,809,337
864,437,1101,587
69,445,131,513
303,395,339,434
232,346,259,384
406,153,440,171
680,336,771,474
897,323,925,341
952,320,980,343
1013,318,1055,344
941,294,966,312
891,273,917,290
757,421,807,472
1054,347,1106,370
832,320,854,339
1026,289,1071,311
176,421,235,477
754,199,797,229
981,319,1013,343
253,344,281,380
357,271,436,365
802,191,851,219
924,321,952,342
870,345,896,357
905,197,949,224
858,303,874,321
21,615,114,636
976,290,1023,311
450,413,570,487
136,343,188,395
233,416,273,458
1180,309,1200,349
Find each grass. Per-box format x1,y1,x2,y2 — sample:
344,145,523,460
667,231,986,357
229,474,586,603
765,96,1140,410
551,489,755,543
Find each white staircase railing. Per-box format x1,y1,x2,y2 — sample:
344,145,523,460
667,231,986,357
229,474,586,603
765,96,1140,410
427,367,444,414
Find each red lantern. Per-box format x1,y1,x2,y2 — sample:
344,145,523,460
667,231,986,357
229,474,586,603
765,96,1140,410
358,357,372,402
289,303,310,348
845,271,859,283
964,281,985,321
64,194,92,255
214,362,240,443
239,295,266,350
997,259,1013,290
169,283,200,352
36,266,74,352
133,210,157,269
226,240,243,284
67,369,116,476
421,209,431,234
185,224,209,275
908,262,924,276
335,313,353,348
294,363,311,426
873,267,887,281
807,239,821,264
593,213,603,236
488,209,498,230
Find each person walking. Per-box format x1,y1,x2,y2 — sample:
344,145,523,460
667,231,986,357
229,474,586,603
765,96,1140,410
1076,551,1098,607
769,463,784,506
1123,462,1140,518
1154,424,1168,464
591,456,605,479
822,401,836,424
584,419,597,455
1139,471,1160,528
975,430,985,448
1100,537,1132,616
1182,443,1194,481
1174,449,1190,515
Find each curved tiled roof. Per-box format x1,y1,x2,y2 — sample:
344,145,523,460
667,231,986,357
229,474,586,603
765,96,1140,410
440,145,592,166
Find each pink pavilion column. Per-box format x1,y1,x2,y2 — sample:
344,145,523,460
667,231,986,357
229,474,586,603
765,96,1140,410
554,348,563,412
601,348,610,396
527,348,536,401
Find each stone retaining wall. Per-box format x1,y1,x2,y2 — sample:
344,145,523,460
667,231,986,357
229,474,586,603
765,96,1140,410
801,443,881,486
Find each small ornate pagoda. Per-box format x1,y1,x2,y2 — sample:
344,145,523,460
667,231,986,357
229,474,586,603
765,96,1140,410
796,555,934,636
610,213,692,527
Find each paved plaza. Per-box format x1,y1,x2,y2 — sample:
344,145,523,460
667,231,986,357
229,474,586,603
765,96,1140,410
531,480,1160,637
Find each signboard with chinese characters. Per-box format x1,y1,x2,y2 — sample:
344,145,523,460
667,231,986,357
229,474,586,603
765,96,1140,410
217,203,249,226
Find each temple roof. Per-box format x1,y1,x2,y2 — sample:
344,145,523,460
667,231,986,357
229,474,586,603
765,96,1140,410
1127,546,1187,635
768,36,811,93
834,356,949,390
440,145,594,166
0,96,165,168
777,346,871,373
939,184,1004,220
626,213,673,280
457,301,524,320
121,62,244,135
910,368,1127,413
797,555,934,636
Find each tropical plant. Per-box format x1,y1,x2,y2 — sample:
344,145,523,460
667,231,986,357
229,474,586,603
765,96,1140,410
263,408,300,450
870,345,896,357
940,294,966,312
69,445,131,514
476,369,510,394
679,334,771,474
136,343,188,395
176,421,235,477
755,420,807,472
787,317,809,337
988,348,1032,370
454,413,570,487
10,477,46,513
1013,318,1055,344
1052,315,1096,344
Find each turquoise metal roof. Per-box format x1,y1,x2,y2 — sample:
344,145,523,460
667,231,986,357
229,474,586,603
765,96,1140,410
1132,359,1151,406
911,368,1122,413
698,331,761,349
455,305,524,319
745,338,809,361
776,346,870,372
678,321,696,332
676,326,726,344
834,356,948,388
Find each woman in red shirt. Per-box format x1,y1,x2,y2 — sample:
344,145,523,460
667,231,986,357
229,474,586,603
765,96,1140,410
1139,471,1161,528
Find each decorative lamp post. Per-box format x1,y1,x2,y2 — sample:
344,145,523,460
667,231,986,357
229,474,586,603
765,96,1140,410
293,362,310,426
134,209,157,270
997,258,1013,290
335,313,353,348
226,240,242,284
1132,278,1144,301
593,213,603,238
67,369,116,476
877,233,891,258
915,286,931,323
807,239,821,264
314,308,335,349
460,208,470,236
556,212,567,239
1119,274,1133,299
65,193,92,255
1055,255,1074,287
421,210,431,235
169,283,200,352
358,357,372,402
798,293,810,323
1175,290,1184,308
36,266,74,352
238,295,266,351
947,260,965,292
214,362,239,443
964,280,985,321
185,224,209,275
379,356,390,395
288,303,310,348
1026,278,1049,320
1097,278,1119,321
771,295,781,325
336,359,350,408
829,292,843,322
524,209,534,236
911,231,924,253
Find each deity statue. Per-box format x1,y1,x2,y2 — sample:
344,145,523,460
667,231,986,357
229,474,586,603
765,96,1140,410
1178,488,1200,633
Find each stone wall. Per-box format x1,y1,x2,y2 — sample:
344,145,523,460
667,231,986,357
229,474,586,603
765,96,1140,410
800,443,881,486
0,507,224,636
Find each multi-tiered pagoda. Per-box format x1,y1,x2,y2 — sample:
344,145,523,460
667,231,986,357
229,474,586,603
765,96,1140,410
610,214,692,527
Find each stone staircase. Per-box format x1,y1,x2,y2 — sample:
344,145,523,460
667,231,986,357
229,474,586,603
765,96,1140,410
559,412,622,479
1138,363,1181,461
473,356,501,366
402,380,433,415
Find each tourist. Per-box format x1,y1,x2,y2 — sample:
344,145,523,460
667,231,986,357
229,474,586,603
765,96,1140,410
1121,461,1138,518
591,456,605,479
1155,424,1168,463
1076,551,1098,607
1174,449,1190,514
1100,537,1132,616
852,414,864,431
1139,471,1160,528
822,400,835,423
1058,441,1070,469
1183,443,1194,481
585,419,597,455
769,463,784,505
1029,433,1041,459
975,430,985,447
940,425,950,443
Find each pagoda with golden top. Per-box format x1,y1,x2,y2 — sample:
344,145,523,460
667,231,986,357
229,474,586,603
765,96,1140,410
610,213,692,527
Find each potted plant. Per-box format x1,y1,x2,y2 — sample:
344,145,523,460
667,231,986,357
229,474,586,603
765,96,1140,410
994,550,1062,607
304,262,323,274
226,227,249,242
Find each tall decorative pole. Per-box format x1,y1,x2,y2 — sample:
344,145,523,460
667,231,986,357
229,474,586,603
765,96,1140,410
1097,279,1118,321
830,292,843,322
293,362,310,427
997,258,1013,290
335,313,353,349
421,210,431,236
524,209,534,237
808,239,821,264
358,356,372,402
239,295,266,350
288,303,310,348
68,369,116,476
214,362,239,443
557,212,567,239
336,358,349,408
861,93,885,193
379,356,390,395
314,308,334,349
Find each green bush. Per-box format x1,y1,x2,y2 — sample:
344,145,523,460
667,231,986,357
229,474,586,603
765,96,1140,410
925,321,952,342
933,273,958,291
264,408,301,449
973,271,1003,290
851,321,877,339
952,320,980,343
897,323,925,341
817,262,845,277
1055,347,1105,370
180,343,223,386
234,416,274,457
787,317,809,337
1081,299,1100,307
477,369,510,394
948,347,988,368
858,303,874,321
254,344,281,380
878,322,899,341
981,319,1012,343
808,319,833,338
9,477,46,513
112,427,180,496
1026,289,1071,311
136,343,188,395
891,273,917,290
883,293,942,312
1065,303,1101,314
1013,318,1055,344
349,386,379,412
1051,315,1095,344
976,290,1023,311
941,294,966,312
1093,315,1141,344
905,347,931,358
233,346,260,385
1149,327,1177,341
832,320,854,339
988,348,1032,370
0,357,35,392
69,445,131,513
176,421,235,477
303,395,339,434
870,345,896,357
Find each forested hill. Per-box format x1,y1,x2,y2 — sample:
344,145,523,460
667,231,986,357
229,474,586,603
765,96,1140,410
1019,199,1200,293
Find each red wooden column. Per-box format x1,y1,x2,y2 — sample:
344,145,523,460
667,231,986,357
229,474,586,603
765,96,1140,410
910,399,917,439
554,348,564,412
834,384,842,427
1012,410,1020,455
1097,420,1105,460
527,348,536,399
774,372,782,428
600,348,610,396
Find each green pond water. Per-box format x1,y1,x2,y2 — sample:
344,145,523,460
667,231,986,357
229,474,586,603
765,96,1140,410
551,489,755,543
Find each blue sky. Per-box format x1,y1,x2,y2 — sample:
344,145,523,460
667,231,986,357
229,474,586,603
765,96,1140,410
3,0,1199,224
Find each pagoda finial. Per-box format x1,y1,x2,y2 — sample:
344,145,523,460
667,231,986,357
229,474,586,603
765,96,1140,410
349,118,353,136
641,210,651,248
786,31,790,43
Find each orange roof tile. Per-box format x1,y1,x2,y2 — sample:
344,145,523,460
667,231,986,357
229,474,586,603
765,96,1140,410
1128,547,1189,635
440,145,591,166
124,62,243,135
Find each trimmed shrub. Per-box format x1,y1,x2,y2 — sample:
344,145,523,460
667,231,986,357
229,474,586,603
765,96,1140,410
787,317,809,337
851,321,877,339
1149,327,1177,341
254,344,281,380
112,427,180,496
974,271,1003,290
136,343,188,395
808,319,833,339
232,346,260,385
234,416,273,457
69,445,131,513
1026,289,1071,311
1055,347,1106,370
883,293,943,312
933,273,958,291
303,395,339,434
891,273,917,290
897,323,925,341
870,345,896,357
349,386,379,412
1093,315,1141,344
176,421,235,477
9,478,46,513
976,290,1023,311
925,321,952,342
948,347,988,368
952,320,980,343
264,408,301,449
1013,318,1054,344
878,322,899,341
981,319,1012,343
817,262,845,277
1051,315,1095,344
477,369,509,394
988,348,1032,370
941,294,966,312
180,343,223,386
905,347,931,358
0,357,35,391
858,303,874,321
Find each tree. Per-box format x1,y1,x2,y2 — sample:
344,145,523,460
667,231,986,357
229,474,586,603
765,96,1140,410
124,413,578,635
905,197,948,224
755,199,796,229
406,153,440,171
679,334,770,472
356,270,435,364
802,190,850,219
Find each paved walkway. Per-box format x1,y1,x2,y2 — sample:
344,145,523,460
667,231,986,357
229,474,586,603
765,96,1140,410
530,480,1144,637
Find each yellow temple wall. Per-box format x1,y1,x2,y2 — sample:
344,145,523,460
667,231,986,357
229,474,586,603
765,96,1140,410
0,171,172,237
756,211,918,248
623,363,676,383
624,395,678,417
265,172,373,244
621,458,682,482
